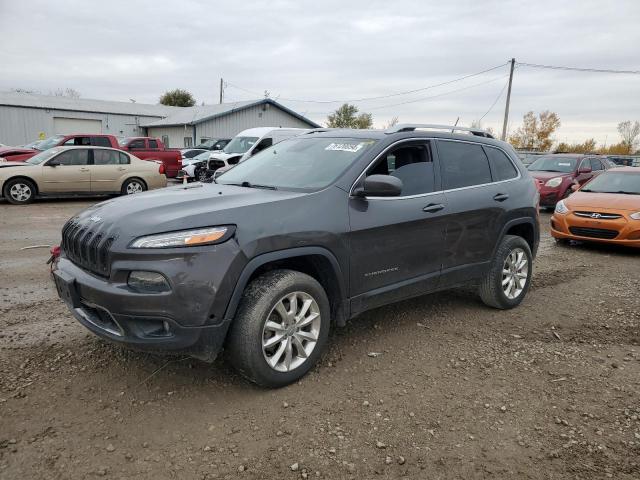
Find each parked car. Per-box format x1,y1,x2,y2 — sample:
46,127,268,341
180,148,208,160
550,167,640,247
176,151,211,182
206,127,312,178
194,138,231,151
5,134,124,162
0,146,44,163
528,154,610,209
51,124,539,387
118,137,183,178
0,146,166,204
606,155,640,167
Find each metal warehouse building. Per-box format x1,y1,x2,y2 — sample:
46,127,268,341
0,92,319,148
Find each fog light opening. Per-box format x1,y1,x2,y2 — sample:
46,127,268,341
127,271,171,293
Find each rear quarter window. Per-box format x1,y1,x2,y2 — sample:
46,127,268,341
438,140,492,189
485,146,518,181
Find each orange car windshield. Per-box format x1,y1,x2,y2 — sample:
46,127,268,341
581,172,640,195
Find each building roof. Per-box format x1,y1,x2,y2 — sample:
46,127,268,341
140,98,320,128
0,91,179,117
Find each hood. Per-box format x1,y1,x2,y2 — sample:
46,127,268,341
0,161,34,169
0,147,36,155
566,191,640,211
210,151,241,161
73,183,306,239
529,171,573,180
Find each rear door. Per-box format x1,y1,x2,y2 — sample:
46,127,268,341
348,139,446,310
91,149,130,192
41,149,91,192
437,140,512,284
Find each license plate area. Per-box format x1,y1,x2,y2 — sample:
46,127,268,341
53,270,80,308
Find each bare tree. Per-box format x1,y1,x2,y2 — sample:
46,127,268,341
382,117,399,129
617,120,640,154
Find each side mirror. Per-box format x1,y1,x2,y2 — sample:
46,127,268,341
578,166,592,174
354,174,403,198
47,159,60,167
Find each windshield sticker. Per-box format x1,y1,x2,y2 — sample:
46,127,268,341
558,162,571,166
325,143,365,153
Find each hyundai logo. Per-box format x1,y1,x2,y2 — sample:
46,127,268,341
590,213,601,219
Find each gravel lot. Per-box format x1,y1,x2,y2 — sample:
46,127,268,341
0,197,639,479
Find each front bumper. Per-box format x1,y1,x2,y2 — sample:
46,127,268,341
550,212,640,248
537,186,564,207
52,242,245,361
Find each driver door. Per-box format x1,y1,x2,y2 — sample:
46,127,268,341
41,149,91,193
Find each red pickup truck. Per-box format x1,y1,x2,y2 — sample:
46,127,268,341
0,134,182,177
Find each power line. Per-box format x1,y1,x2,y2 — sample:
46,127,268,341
225,62,509,104
479,76,510,121
517,62,640,75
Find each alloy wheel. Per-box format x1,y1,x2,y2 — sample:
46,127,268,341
9,183,32,202
126,181,144,194
262,291,321,372
502,248,528,299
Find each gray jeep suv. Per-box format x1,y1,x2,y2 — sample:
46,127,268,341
52,124,539,387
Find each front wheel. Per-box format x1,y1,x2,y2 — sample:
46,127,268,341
121,178,147,195
479,235,533,309
3,178,36,205
226,270,331,388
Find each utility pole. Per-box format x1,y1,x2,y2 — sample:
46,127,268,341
219,78,224,104
501,58,515,141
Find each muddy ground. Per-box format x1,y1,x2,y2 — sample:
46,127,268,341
0,198,638,479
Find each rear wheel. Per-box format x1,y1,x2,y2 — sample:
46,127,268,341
479,235,533,309
3,178,36,205
226,269,331,388
121,178,146,195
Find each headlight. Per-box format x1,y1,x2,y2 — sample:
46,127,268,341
630,212,640,220
555,200,569,214
545,177,563,188
130,226,232,248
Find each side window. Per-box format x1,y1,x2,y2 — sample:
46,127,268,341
589,158,603,171
118,153,130,165
93,150,121,165
63,137,91,146
53,149,89,166
129,139,145,149
485,146,518,181
252,137,273,155
366,141,434,196
438,141,492,189
148,139,158,149
91,137,112,147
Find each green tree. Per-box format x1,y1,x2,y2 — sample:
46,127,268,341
327,104,373,129
508,110,561,151
159,88,196,107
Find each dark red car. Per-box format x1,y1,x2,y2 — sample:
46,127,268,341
0,147,41,162
528,154,610,209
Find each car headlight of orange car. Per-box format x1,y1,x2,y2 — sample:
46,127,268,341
554,200,569,214
545,177,563,188
630,212,640,220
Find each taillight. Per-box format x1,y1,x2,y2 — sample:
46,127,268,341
159,164,166,175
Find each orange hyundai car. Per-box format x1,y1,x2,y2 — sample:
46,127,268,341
550,167,640,247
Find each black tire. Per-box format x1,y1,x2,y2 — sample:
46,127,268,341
3,178,36,205
121,178,147,195
479,235,533,310
226,269,331,388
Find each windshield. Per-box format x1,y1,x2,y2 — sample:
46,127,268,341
528,156,578,173
217,137,377,191
196,138,221,149
581,172,640,194
25,148,63,165
223,136,259,154
34,135,65,151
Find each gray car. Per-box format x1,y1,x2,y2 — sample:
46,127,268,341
52,124,539,387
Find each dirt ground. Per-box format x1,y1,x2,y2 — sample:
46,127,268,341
0,197,639,480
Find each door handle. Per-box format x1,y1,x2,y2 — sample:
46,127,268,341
493,193,509,202
117,167,126,171
79,168,90,172
423,203,445,213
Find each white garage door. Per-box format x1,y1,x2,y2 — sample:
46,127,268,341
53,117,102,135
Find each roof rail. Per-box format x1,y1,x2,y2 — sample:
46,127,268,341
385,123,495,139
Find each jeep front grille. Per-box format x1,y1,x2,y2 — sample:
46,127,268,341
61,220,114,277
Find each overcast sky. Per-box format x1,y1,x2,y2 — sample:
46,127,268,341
1,0,639,144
